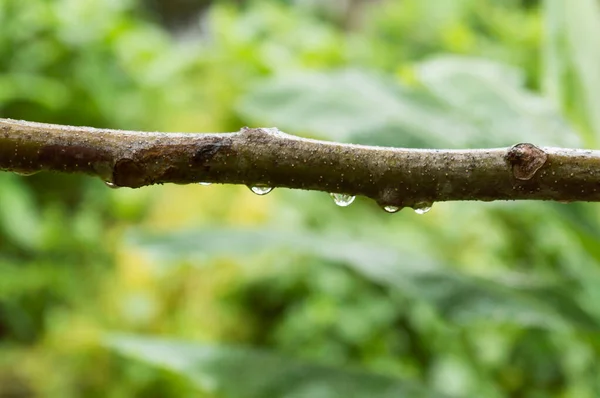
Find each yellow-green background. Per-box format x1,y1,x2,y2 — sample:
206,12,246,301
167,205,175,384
1,0,600,397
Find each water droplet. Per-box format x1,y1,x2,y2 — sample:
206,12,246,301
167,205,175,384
413,202,432,215
249,185,273,195
105,181,120,189
199,182,212,186
383,205,400,213
330,193,355,207
14,171,38,176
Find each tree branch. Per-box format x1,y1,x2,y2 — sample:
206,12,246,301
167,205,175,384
2,118,600,209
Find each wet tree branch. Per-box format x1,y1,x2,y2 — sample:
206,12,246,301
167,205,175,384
1,118,600,209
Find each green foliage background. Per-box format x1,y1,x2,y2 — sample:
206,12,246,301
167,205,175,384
1,0,600,397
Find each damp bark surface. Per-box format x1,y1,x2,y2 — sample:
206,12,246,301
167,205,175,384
2,118,600,208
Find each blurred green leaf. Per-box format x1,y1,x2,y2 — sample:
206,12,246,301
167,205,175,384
0,74,70,110
237,69,479,148
238,57,579,148
543,0,600,146
0,174,42,250
129,228,599,331
106,334,449,398
543,0,570,114
416,55,580,148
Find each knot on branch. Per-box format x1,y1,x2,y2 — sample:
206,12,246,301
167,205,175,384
192,137,232,170
113,158,144,188
241,127,290,143
505,143,547,181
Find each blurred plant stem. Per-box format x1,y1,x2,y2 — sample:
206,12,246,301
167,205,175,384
2,118,600,208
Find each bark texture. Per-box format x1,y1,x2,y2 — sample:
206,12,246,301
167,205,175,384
2,118,600,209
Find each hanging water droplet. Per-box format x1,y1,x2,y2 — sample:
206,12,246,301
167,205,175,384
199,182,212,186
105,181,120,189
249,185,273,195
330,193,355,207
383,205,400,213
413,202,432,214
14,171,38,176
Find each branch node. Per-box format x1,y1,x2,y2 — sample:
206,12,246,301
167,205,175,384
113,158,144,188
505,143,547,181
192,138,231,169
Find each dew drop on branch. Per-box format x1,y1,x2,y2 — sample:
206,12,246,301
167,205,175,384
249,185,273,195
330,193,355,207
199,182,212,186
14,171,38,176
413,202,433,215
383,205,400,213
105,181,120,189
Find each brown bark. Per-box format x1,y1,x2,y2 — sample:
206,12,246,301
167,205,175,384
2,118,600,209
